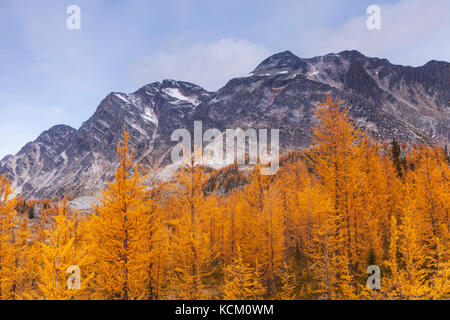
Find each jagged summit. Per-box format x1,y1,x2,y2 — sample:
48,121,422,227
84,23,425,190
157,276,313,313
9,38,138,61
1,50,448,200
337,49,366,59
17,124,76,157
423,59,449,67
252,50,308,74
36,124,76,142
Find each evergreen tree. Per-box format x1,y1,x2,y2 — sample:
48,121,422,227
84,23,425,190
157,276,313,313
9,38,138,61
391,138,404,177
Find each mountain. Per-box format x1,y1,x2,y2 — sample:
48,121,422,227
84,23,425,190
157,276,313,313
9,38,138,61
1,50,449,200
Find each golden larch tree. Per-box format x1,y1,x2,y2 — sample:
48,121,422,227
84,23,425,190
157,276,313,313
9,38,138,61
39,199,92,300
166,157,218,299
89,130,149,300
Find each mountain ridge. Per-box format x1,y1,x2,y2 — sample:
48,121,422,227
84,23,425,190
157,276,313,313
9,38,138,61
1,50,448,200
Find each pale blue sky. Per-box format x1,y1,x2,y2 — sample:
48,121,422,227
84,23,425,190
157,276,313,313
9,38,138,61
0,0,449,158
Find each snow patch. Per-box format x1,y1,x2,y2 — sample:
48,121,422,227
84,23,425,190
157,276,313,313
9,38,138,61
97,119,110,128
114,94,131,104
162,88,200,106
141,108,158,125
125,120,147,136
60,151,68,162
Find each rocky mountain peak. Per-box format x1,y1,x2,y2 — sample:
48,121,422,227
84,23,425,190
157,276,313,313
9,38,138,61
0,50,448,201
337,49,366,60
17,124,76,157
253,50,308,74
35,125,76,143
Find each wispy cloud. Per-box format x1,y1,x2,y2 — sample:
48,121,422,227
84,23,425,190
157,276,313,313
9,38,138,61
127,38,270,91
293,0,450,66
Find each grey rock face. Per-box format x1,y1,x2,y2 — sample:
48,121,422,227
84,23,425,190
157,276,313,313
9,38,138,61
1,51,448,199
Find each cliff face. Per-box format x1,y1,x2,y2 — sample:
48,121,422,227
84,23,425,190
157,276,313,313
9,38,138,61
1,50,448,200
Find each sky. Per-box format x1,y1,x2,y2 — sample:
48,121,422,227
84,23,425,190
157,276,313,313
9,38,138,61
0,0,449,158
